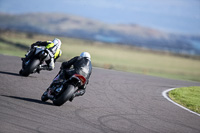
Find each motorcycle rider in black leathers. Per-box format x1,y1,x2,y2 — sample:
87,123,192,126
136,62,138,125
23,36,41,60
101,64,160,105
61,52,92,102
22,38,62,72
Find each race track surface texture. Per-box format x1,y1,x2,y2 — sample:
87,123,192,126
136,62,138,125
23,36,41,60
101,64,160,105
0,54,200,133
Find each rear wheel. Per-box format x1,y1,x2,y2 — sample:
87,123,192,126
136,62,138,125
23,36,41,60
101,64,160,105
53,84,75,106
20,59,40,76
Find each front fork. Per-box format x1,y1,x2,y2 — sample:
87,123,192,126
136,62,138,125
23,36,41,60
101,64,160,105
47,74,67,99
25,48,35,59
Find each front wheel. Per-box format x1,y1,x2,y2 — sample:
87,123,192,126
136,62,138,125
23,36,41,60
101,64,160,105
53,84,75,106
19,69,23,75
41,91,49,102
20,59,40,76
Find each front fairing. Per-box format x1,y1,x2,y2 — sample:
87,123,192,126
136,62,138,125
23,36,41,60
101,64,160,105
22,46,47,68
34,46,45,55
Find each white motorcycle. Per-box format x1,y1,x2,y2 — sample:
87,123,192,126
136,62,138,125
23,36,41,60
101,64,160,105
19,46,51,76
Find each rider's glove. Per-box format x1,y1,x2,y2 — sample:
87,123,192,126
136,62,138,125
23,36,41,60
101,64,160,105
31,41,41,48
31,43,36,49
36,41,42,44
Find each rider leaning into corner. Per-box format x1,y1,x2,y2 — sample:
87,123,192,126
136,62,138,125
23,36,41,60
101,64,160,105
60,52,92,102
22,38,62,73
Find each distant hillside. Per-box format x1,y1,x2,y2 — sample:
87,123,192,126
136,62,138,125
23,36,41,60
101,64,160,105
0,12,200,55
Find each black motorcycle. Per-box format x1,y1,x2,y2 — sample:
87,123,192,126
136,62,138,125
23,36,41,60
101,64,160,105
19,46,50,76
41,69,86,106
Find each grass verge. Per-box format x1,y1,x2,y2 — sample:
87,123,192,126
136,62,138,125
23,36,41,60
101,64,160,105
169,86,200,114
1,30,200,82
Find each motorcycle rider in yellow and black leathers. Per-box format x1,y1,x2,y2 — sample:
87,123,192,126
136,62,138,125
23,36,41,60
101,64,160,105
22,38,62,72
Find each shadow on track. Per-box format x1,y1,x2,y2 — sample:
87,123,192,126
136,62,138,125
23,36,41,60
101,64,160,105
0,71,21,77
1,95,53,105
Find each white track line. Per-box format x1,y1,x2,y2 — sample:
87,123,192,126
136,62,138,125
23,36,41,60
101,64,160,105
162,88,200,117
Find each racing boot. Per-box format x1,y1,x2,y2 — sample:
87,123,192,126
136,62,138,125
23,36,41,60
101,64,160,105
36,65,43,73
69,89,85,102
36,64,50,73
39,64,53,71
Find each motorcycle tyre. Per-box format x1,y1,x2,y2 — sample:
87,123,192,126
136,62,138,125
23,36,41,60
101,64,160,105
20,59,40,77
41,91,49,102
53,84,75,106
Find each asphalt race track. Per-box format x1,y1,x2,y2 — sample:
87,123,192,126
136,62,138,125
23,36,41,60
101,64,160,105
0,54,200,133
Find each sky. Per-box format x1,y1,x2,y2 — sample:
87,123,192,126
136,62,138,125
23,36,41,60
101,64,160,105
0,0,200,35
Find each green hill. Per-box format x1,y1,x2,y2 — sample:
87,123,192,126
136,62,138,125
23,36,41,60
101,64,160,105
1,12,200,55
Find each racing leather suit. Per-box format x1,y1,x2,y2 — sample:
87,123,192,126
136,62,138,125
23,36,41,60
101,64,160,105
61,56,92,101
30,41,62,71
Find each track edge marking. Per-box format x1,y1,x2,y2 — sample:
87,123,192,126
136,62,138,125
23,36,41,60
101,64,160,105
162,88,200,117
